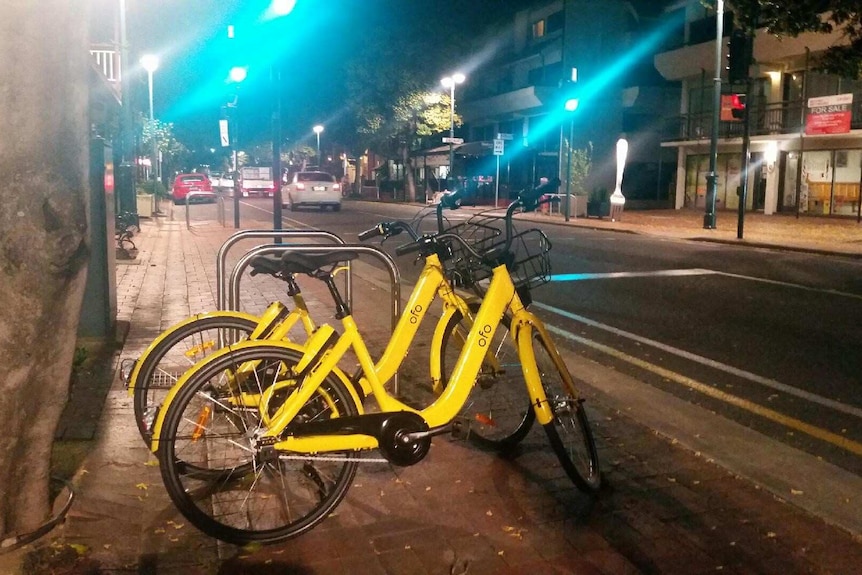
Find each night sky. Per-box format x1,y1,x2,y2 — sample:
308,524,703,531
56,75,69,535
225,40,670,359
93,0,670,158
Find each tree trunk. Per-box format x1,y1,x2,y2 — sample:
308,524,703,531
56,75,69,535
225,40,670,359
0,1,90,535
401,146,417,202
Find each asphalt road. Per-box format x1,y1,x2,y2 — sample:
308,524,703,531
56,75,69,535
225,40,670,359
193,196,862,479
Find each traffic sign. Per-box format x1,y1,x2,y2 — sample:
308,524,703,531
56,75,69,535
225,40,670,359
219,119,230,147
493,139,504,155
496,133,513,140
442,137,463,144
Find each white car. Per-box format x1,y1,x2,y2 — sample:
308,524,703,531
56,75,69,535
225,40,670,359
283,171,341,211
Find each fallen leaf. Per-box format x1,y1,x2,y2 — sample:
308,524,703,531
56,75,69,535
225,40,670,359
144,460,159,467
136,483,148,491
791,489,803,496
766,532,776,538
69,544,88,556
486,510,493,516
243,542,263,553
154,528,165,534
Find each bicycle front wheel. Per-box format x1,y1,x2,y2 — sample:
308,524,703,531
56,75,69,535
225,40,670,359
530,331,601,492
156,344,360,545
440,304,535,451
132,315,258,443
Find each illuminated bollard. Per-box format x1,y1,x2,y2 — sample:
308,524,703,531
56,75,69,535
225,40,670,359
610,138,628,222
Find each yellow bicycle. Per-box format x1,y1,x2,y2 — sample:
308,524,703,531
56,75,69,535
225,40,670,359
151,181,599,545
124,260,317,443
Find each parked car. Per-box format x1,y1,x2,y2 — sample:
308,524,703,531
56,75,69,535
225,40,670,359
283,171,341,211
171,173,216,204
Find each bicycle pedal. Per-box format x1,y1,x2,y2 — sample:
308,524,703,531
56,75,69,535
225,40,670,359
450,418,470,441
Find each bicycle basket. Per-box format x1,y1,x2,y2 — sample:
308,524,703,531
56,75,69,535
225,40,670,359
441,214,551,291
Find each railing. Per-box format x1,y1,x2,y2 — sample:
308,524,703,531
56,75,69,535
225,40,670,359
665,96,862,141
89,47,120,83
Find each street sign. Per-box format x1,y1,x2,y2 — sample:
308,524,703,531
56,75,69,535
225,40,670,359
442,137,463,144
496,133,513,140
493,139,504,155
219,119,230,147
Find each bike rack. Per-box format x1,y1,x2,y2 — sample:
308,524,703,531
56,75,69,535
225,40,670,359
219,234,404,394
184,191,216,229
216,230,348,310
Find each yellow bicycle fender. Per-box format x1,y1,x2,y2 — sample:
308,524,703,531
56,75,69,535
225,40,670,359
149,340,363,452
126,310,261,396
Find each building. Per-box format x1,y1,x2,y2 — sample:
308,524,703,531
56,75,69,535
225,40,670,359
441,0,678,208
655,0,862,218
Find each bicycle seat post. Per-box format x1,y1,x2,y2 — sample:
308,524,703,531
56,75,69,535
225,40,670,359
316,270,350,319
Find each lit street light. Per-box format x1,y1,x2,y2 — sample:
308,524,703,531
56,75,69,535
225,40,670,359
313,125,324,168
441,73,465,190
140,54,159,181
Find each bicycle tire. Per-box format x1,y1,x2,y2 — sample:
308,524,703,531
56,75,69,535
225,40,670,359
132,315,258,443
157,344,360,545
440,303,535,451
530,331,601,492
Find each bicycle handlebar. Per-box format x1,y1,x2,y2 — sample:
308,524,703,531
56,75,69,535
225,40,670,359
358,221,420,243
393,178,562,262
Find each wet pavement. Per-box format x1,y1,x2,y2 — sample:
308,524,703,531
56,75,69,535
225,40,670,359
3,202,861,574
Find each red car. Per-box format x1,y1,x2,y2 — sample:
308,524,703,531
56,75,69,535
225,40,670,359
171,173,216,204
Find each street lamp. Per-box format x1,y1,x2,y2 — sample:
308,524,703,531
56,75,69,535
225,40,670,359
441,73,465,190
313,125,324,168
140,54,159,181
228,65,246,228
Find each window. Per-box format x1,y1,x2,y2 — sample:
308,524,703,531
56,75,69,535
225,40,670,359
532,19,545,39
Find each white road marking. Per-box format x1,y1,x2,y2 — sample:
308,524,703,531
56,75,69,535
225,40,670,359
533,300,862,419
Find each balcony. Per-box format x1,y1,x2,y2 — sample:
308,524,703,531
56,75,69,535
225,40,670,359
90,44,121,83
664,95,862,141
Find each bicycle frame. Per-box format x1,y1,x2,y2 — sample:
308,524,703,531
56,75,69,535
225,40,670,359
149,251,491,450
150,255,557,455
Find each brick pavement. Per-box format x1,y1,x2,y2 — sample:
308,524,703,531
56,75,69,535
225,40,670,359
5,205,862,574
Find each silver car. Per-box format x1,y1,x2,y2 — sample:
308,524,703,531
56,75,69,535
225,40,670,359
283,171,341,211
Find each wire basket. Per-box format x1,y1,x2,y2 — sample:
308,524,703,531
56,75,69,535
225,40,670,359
441,214,551,291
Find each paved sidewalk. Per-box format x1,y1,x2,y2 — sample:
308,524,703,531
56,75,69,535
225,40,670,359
520,206,862,257
5,207,862,574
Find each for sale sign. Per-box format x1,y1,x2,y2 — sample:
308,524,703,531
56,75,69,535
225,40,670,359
806,93,853,135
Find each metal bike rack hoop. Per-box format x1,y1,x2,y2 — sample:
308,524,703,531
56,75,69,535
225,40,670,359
229,243,403,394
216,229,346,311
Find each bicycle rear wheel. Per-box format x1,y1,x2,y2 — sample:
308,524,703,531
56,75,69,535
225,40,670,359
132,315,258,443
530,331,601,492
441,304,535,451
156,344,360,545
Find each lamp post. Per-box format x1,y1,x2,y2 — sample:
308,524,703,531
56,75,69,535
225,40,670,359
704,0,723,229
140,54,159,182
313,125,324,168
228,65,246,228
441,73,465,190
563,98,579,222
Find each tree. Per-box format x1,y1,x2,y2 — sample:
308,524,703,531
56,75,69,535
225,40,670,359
141,117,188,179
0,1,90,536
721,0,862,78
345,34,459,202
